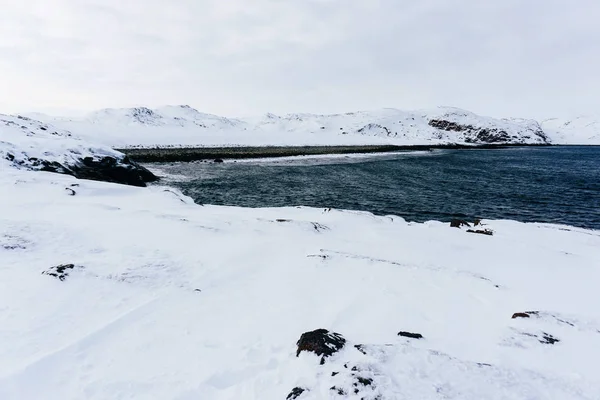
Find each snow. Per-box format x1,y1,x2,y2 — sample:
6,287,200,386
1,107,599,398
0,113,125,170
542,116,600,145
1,162,599,399
27,105,551,148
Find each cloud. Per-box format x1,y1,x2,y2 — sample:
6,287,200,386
0,0,599,119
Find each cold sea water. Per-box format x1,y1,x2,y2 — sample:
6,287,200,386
151,146,600,230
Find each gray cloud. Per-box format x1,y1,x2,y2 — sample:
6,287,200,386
0,0,599,119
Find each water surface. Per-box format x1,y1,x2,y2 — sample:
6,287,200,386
150,146,600,230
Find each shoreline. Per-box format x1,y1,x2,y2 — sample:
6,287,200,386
117,143,552,162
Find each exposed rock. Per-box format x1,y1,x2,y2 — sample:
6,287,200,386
398,331,424,339
450,219,471,228
512,311,539,319
296,329,346,365
42,264,78,281
539,332,560,345
213,158,224,163
474,218,482,226
73,156,158,187
286,387,307,400
467,229,494,236
330,386,346,396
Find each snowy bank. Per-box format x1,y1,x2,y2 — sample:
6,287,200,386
1,165,599,399
0,114,157,186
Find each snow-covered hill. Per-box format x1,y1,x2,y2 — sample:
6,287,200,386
1,165,599,399
542,116,600,145
30,106,550,148
0,114,157,186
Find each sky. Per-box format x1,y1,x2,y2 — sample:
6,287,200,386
0,0,599,120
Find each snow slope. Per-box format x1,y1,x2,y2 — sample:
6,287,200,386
1,164,599,399
542,116,600,145
0,114,156,186
29,105,549,148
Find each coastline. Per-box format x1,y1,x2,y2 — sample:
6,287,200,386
117,143,552,162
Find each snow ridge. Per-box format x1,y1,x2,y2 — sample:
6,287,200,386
28,105,553,148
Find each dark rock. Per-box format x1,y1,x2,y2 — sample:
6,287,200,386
467,229,494,236
330,387,346,396
354,344,368,355
74,156,158,187
474,219,482,226
355,377,373,387
286,387,307,400
331,371,339,376
428,118,548,144
512,311,539,319
42,264,77,281
65,188,76,196
450,219,471,228
25,155,158,187
296,329,346,365
398,331,424,339
213,158,224,163
539,332,560,345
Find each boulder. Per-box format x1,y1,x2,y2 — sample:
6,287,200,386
512,311,539,319
296,329,346,365
450,219,471,228
398,331,424,339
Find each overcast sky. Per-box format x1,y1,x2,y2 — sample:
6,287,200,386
0,0,598,119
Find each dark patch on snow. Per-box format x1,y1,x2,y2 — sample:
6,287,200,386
296,329,346,365
42,264,80,281
1,235,30,250
354,344,368,355
539,332,560,345
65,187,76,196
286,387,307,399
450,219,471,228
398,331,424,339
213,158,224,163
467,229,494,236
330,386,346,396
512,311,539,319
311,222,329,232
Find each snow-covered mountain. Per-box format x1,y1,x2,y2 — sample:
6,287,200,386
30,105,550,148
541,116,600,145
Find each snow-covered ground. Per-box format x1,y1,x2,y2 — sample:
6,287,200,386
1,161,600,399
27,105,552,147
542,116,600,145
1,107,599,399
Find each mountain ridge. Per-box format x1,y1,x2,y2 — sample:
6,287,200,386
22,105,566,147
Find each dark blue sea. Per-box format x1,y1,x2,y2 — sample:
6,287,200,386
152,146,600,230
